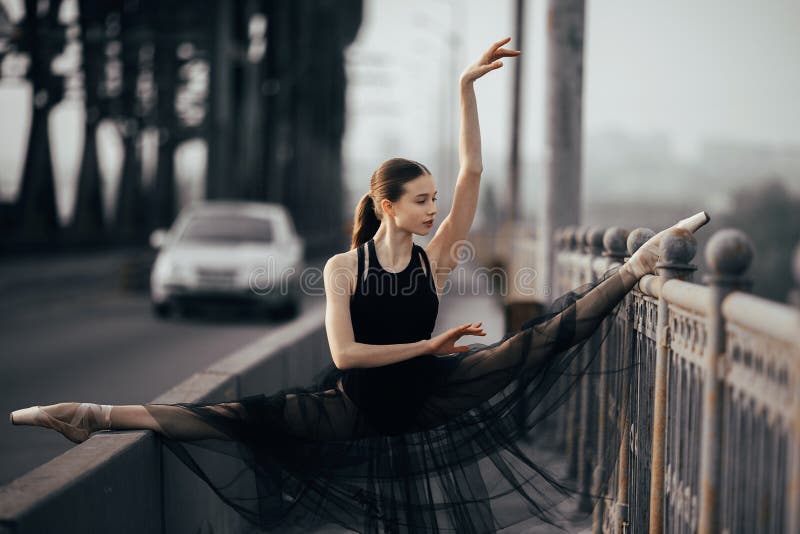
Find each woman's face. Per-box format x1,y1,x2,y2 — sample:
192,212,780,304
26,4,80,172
382,174,438,235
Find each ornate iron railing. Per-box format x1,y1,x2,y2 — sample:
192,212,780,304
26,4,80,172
501,222,800,534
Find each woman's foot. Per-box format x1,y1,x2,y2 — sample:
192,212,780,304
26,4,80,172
10,402,113,444
621,211,711,280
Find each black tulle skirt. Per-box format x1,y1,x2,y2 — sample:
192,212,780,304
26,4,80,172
145,267,632,533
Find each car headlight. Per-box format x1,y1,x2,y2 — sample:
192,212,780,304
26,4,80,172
170,263,190,282
154,257,190,284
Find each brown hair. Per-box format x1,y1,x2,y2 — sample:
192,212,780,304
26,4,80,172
350,157,431,250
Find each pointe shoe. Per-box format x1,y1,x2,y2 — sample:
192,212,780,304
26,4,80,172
623,211,712,280
675,211,711,234
10,403,113,444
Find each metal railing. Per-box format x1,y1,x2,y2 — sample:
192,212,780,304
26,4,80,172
504,223,800,533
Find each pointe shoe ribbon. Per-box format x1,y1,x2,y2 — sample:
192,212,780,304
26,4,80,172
10,403,112,444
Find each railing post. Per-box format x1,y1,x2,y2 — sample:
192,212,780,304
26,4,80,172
577,226,607,512
648,228,698,533
791,242,800,308
697,229,754,534
559,225,577,297
554,225,577,451
566,226,590,479
591,226,628,534
791,243,800,534
615,227,654,534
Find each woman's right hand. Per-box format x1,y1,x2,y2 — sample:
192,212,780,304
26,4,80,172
427,322,487,355
460,37,520,85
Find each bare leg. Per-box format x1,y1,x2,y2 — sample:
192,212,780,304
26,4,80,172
11,402,233,443
113,405,233,441
14,389,370,444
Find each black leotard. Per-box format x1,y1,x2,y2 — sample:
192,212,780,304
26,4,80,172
341,238,442,434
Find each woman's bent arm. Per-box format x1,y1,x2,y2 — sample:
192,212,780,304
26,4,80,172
338,339,431,370
324,255,433,370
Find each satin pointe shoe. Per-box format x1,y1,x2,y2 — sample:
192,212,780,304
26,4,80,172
10,403,113,444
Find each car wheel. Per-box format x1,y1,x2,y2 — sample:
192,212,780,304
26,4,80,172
152,301,172,318
176,301,196,318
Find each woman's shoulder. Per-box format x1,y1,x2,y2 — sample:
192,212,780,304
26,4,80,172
324,248,360,296
326,248,359,271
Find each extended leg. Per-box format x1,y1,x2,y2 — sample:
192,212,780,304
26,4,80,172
127,404,234,441
10,402,235,443
12,388,374,444
415,268,635,429
148,387,376,444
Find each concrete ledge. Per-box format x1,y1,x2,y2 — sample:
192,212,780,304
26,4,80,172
0,432,160,534
151,370,239,405
723,292,800,346
0,305,329,534
662,278,711,315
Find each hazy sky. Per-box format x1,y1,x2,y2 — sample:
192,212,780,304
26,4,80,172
344,0,800,167
1,0,799,213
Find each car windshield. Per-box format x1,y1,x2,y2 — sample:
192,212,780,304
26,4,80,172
178,214,274,244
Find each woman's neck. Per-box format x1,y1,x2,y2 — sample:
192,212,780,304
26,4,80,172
372,225,414,270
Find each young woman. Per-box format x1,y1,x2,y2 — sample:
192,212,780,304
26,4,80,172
10,37,709,533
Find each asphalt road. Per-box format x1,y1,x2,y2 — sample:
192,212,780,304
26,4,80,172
0,269,321,486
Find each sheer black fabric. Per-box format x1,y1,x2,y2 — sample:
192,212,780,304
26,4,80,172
144,240,635,533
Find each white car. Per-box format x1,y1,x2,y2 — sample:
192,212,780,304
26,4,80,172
149,201,305,319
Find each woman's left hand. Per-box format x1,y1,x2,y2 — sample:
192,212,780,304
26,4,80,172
460,37,521,84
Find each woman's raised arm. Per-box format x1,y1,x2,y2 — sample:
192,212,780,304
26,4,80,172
427,37,520,274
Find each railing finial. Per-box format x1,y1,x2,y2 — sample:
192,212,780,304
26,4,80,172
626,227,655,258
588,226,606,255
558,225,574,251
575,226,589,253
602,227,628,261
655,227,697,278
563,225,578,251
704,228,754,287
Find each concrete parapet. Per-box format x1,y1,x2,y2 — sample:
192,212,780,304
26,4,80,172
0,432,161,534
0,306,329,533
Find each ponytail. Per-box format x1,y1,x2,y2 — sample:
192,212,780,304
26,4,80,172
351,193,381,249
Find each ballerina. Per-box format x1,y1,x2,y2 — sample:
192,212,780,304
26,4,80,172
10,36,710,533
